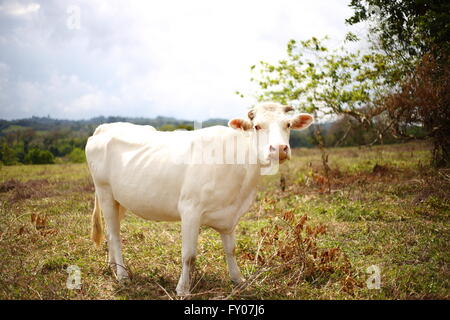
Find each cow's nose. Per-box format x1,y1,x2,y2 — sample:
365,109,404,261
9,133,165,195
269,144,290,160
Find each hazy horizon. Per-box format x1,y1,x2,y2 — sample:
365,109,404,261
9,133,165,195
0,113,229,122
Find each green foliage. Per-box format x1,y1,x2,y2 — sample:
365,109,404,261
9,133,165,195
176,124,194,131
0,143,17,165
289,128,315,147
347,0,450,59
244,36,402,146
347,1,449,167
68,148,86,163
158,124,194,131
24,148,55,165
158,124,176,131
248,36,394,118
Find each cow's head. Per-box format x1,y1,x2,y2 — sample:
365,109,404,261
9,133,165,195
228,102,314,164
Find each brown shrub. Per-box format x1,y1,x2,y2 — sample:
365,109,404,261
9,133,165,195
384,53,450,167
0,179,52,202
372,164,389,175
243,212,362,294
0,179,21,193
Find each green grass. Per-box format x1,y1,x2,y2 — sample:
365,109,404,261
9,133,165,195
0,141,448,300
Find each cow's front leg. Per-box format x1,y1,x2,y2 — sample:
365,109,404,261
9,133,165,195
176,216,200,296
221,231,245,285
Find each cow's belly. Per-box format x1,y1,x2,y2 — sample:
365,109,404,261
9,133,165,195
114,185,181,221
200,188,257,232
179,164,260,232
102,143,187,221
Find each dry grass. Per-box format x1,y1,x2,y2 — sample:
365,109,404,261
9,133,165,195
0,141,448,300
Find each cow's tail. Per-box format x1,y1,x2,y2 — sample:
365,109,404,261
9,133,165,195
91,193,104,246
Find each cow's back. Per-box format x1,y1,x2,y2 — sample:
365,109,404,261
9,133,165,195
92,122,156,136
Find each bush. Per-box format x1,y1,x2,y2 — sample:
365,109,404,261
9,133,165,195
241,212,361,294
0,143,17,165
68,147,86,163
24,148,55,164
158,124,176,131
384,53,450,167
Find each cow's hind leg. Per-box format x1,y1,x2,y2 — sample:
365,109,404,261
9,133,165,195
176,215,200,296
97,189,129,281
220,230,245,285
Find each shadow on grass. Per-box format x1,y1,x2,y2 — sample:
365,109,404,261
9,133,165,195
109,270,233,300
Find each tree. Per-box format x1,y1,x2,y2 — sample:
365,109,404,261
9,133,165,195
21,128,36,155
243,36,395,144
242,2,449,166
347,0,450,166
347,0,450,61
158,124,176,131
0,143,17,165
68,147,86,163
24,148,55,164
383,53,450,166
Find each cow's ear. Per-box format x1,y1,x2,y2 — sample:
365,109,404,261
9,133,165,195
228,118,253,131
290,113,314,130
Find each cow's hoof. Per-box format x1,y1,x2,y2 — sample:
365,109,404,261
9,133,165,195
117,270,130,283
176,286,191,297
176,291,190,297
118,276,130,284
232,277,246,286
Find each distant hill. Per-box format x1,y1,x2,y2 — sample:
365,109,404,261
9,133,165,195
0,115,229,136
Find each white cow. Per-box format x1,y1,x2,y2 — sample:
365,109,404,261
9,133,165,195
85,102,313,296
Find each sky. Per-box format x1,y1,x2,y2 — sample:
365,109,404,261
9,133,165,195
0,0,368,121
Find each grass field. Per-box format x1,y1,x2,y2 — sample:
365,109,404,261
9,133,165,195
0,141,448,300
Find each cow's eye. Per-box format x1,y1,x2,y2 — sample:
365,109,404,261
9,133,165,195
287,122,291,129
254,125,261,130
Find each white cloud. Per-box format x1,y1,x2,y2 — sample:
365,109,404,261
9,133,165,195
0,0,367,120
0,1,40,16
